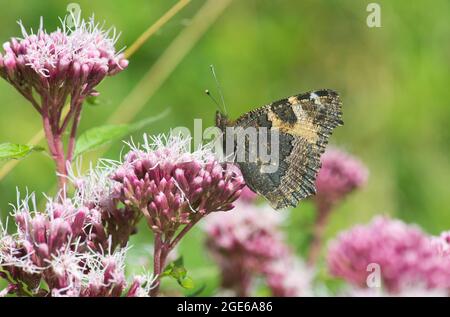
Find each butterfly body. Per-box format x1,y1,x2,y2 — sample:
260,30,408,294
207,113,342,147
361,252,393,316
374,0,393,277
216,89,343,209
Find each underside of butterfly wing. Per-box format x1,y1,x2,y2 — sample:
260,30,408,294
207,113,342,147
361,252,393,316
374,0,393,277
217,89,343,209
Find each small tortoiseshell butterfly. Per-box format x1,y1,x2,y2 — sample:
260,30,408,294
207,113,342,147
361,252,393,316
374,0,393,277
216,89,343,209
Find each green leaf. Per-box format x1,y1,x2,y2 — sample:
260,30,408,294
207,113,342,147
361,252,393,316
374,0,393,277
86,95,102,106
179,276,194,289
0,143,44,161
38,279,50,293
161,256,195,289
74,124,130,157
74,109,170,158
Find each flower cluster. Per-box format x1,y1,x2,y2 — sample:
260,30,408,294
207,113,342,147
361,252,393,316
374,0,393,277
204,200,311,296
0,15,127,99
264,256,313,297
110,133,245,295
431,231,450,257
239,186,258,204
49,245,128,297
327,217,450,293
71,162,141,249
308,148,369,264
0,15,128,186
314,148,368,213
0,190,151,297
111,134,245,235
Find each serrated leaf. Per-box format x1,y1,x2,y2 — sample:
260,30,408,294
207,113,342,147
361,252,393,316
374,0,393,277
74,109,170,157
0,143,44,161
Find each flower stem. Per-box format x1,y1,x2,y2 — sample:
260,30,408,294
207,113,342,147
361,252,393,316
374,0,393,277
125,0,191,58
53,133,68,190
42,105,67,190
66,101,83,163
149,216,201,296
169,216,201,250
307,202,332,265
150,233,164,297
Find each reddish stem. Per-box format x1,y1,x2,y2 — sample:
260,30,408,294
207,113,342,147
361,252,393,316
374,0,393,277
150,233,164,297
53,133,68,190
149,215,202,296
168,216,201,250
66,100,83,163
42,104,67,190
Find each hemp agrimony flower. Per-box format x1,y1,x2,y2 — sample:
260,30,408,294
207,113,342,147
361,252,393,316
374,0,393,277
204,201,288,296
0,190,110,296
70,161,142,250
0,15,128,187
111,133,245,296
0,190,152,297
204,199,313,297
309,148,368,264
314,148,368,213
327,217,450,293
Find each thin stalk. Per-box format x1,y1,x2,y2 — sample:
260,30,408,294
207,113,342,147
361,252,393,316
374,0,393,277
125,0,191,58
108,0,233,124
53,133,68,189
169,216,201,250
149,215,202,297
307,202,332,265
66,101,83,163
150,233,164,297
42,106,67,189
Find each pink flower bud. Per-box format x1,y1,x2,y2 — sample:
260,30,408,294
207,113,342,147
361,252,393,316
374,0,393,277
71,209,87,236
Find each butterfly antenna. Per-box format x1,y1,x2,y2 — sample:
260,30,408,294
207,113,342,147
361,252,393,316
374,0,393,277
209,64,228,115
204,89,222,112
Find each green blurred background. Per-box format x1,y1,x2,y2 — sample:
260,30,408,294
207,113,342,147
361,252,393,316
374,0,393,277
0,0,449,294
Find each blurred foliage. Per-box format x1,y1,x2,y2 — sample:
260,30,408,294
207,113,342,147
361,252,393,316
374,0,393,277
0,0,449,295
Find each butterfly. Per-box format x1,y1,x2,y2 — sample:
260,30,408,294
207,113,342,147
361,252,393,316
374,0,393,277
216,89,343,209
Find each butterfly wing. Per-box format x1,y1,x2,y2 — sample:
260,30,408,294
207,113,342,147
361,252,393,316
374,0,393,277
233,89,343,209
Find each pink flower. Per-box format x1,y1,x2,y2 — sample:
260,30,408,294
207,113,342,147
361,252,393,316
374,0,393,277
431,231,450,257
315,148,368,213
110,133,245,296
264,256,313,297
70,163,141,249
308,148,369,265
125,273,157,297
48,244,132,297
111,134,245,234
327,217,450,293
0,190,138,296
0,15,127,93
0,15,128,186
204,202,289,296
239,186,258,204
